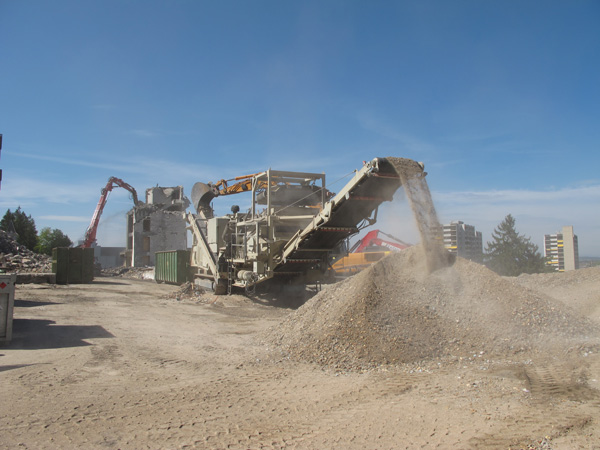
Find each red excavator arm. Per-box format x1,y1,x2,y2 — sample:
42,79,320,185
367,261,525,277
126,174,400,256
350,229,410,253
330,229,411,277
81,177,140,248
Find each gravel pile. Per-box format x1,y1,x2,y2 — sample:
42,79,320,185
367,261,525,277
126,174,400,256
515,266,600,290
511,267,600,321
262,245,600,371
0,230,52,273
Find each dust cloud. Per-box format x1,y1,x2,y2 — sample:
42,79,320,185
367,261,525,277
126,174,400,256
387,157,451,272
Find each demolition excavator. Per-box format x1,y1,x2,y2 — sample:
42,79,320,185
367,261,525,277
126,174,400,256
187,157,425,294
81,177,141,248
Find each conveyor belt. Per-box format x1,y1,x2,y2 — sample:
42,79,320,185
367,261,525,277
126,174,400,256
275,157,419,276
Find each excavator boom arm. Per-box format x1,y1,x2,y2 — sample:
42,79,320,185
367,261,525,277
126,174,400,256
213,173,279,196
350,229,410,253
191,172,293,217
81,177,140,248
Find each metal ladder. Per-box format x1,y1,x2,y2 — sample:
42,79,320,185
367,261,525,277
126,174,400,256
226,225,249,295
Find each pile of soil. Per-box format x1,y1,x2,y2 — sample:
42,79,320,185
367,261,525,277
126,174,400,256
262,245,600,371
0,230,51,273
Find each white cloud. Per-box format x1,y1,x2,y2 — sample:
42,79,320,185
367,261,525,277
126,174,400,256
0,176,99,205
10,151,128,172
434,185,600,205
39,215,90,222
6,150,221,187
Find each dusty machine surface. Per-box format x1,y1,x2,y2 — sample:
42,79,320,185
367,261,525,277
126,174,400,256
188,157,425,294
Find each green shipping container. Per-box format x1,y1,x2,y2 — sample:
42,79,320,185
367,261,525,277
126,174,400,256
52,247,69,284
155,250,190,285
52,247,95,284
67,247,83,283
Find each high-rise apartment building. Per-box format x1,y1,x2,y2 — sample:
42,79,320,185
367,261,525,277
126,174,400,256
544,225,579,271
442,221,483,262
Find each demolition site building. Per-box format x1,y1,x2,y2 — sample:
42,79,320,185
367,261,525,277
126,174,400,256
125,186,189,267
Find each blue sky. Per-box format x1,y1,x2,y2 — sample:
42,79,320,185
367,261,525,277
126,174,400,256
1,1,599,255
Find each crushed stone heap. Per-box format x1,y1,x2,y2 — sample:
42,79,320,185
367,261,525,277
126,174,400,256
262,246,600,371
0,230,51,273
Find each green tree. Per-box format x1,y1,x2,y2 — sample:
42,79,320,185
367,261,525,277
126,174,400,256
0,207,38,251
35,227,73,255
484,214,550,276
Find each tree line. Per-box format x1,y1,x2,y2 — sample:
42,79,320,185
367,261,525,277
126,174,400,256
0,207,73,255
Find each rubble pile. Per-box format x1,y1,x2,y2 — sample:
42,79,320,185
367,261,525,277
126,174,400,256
0,230,52,273
101,266,155,280
165,281,206,301
262,245,600,372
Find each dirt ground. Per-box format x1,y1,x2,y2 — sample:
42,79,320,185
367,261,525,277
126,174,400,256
2,266,600,449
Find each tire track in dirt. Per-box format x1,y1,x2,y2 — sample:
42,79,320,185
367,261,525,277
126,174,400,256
40,363,420,449
525,360,598,402
11,349,597,449
467,357,600,449
8,353,595,450
121,363,496,449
